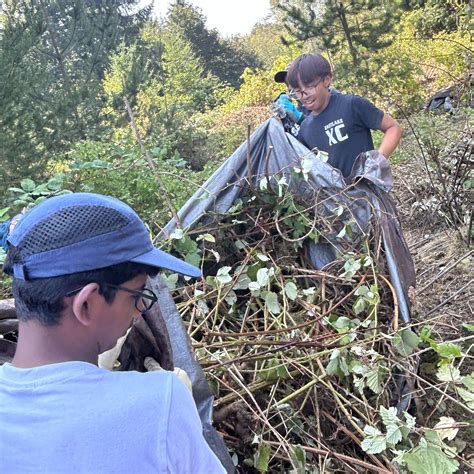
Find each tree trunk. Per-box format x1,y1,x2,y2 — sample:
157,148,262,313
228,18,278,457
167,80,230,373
336,1,358,67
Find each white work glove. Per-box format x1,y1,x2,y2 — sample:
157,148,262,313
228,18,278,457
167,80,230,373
144,357,193,392
98,329,131,370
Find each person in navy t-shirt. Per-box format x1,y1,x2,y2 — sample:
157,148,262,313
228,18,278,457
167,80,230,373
287,54,403,178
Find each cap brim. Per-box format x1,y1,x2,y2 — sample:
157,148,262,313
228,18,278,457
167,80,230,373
130,248,202,278
274,70,287,83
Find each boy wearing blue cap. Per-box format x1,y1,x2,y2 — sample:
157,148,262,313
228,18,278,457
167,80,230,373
0,193,225,473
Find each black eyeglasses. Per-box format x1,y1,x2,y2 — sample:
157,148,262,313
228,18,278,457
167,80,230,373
65,284,158,313
289,78,323,100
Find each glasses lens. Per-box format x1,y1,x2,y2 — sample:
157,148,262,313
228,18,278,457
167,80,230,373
137,289,157,312
289,89,302,100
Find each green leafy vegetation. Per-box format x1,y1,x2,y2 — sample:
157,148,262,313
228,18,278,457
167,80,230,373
1,0,472,471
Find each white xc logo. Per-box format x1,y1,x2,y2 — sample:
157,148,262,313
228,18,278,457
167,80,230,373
326,124,348,146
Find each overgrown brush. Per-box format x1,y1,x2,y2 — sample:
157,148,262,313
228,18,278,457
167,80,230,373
164,171,473,472
397,109,473,243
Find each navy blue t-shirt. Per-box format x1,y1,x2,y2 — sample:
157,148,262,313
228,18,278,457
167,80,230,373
297,94,384,177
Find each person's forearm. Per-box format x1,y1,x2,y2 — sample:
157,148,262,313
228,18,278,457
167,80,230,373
378,123,402,158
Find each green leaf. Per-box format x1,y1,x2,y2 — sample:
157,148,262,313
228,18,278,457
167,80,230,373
8,187,26,194
13,199,31,207
302,287,316,296
332,316,353,331
361,425,387,454
225,290,237,307
461,373,474,391
264,291,280,315
257,268,270,287
379,406,404,445
290,445,305,470
248,282,261,294
435,342,462,360
419,326,436,344
162,273,179,290
259,358,288,382
259,177,269,191
336,226,346,239
284,281,298,301
254,442,271,472
185,252,201,267
380,406,399,427
403,434,459,474
228,199,243,213
354,285,369,297
436,364,461,383
366,366,384,394
462,323,474,332
363,256,373,267
47,177,64,191
457,387,474,409
196,233,215,243
393,328,419,356
353,297,367,315
234,239,247,250
385,423,403,446
20,178,36,192
0,207,10,220
404,412,416,431
169,229,184,240
326,349,349,377
233,272,252,290
342,257,361,279
216,266,233,284
434,417,459,441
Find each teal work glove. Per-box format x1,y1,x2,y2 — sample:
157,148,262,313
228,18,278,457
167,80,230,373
277,93,303,123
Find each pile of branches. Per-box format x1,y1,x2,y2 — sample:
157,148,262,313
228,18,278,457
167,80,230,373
166,175,423,473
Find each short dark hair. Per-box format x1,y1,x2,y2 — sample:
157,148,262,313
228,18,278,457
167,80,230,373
287,54,332,89
4,246,159,326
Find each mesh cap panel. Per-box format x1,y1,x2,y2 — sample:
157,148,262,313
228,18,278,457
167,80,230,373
17,205,130,257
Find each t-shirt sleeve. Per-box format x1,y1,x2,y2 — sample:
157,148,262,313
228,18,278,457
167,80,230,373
166,375,225,474
352,95,384,131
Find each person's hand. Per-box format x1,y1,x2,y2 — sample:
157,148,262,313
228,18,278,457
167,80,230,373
373,150,388,161
144,357,193,392
98,329,131,370
276,93,303,123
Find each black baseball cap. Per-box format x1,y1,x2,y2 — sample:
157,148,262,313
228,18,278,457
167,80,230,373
274,69,288,83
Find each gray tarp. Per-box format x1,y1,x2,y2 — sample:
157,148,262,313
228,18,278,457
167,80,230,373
156,118,415,471
160,118,415,321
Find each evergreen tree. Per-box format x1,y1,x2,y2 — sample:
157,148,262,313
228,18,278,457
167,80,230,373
408,0,471,36
0,0,150,187
166,0,261,87
103,23,221,170
243,21,291,68
275,0,405,88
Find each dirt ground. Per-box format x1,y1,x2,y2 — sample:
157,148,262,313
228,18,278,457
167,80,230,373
392,156,473,336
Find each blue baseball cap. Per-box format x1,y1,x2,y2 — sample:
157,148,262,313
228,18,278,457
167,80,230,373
6,193,201,280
